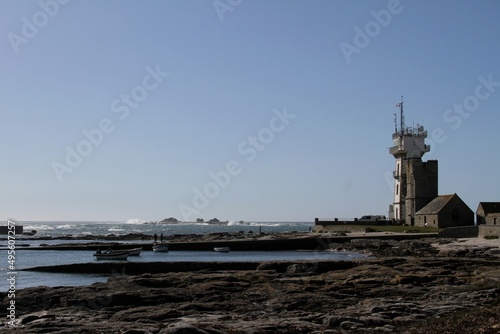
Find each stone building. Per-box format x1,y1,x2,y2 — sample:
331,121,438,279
414,194,474,228
389,100,436,225
476,202,500,225
388,100,473,228
405,159,438,225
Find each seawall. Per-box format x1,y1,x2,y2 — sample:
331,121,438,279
18,233,439,251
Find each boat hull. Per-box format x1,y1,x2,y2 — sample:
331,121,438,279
94,252,129,260
125,247,142,256
153,244,168,252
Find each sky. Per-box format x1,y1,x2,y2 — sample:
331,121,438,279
1,0,500,222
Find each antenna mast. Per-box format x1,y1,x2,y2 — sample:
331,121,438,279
399,96,404,135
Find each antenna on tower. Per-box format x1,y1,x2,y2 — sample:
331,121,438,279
393,113,397,133
399,96,404,135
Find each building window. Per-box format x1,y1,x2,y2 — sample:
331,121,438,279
396,184,399,195
452,208,460,221
494,218,497,225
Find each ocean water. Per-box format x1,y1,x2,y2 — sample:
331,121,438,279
1,221,365,290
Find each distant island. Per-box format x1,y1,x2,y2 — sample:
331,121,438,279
206,218,229,225
157,217,229,225
159,217,179,224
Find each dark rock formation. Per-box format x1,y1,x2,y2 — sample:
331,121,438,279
3,237,500,333
159,217,179,224
2,254,500,333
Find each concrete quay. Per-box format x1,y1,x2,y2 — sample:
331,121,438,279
17,232,439,252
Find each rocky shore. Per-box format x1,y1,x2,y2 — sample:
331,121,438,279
2,236,500,333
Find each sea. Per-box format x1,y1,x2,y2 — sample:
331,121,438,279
1,220,366,290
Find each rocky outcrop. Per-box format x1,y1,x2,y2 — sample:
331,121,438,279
2,255,500,333
329,237,500,259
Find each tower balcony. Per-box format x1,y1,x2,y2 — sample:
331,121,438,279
393,171,406,178
389,144,431,156
389,146,404,155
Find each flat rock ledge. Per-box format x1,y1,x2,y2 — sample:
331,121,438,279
2,255,500,333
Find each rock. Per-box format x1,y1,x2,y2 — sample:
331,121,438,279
4,248,500,334
286,263,315,274
123,330,155,334
485,248,500,257
392,315,417,324
359,315,392,326
370,306,386,313
340,320,365,330
110,306,181,322
162,322,210,334
323,316,363,328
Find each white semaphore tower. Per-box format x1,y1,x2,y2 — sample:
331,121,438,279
389,98,437,225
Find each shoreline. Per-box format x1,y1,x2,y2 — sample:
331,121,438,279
14,231,440,251
2,234,500,333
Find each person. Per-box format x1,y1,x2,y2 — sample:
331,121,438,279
154,233,158,243
96,249,101,254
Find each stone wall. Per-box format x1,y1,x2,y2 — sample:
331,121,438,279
438,226,479,238
479,225,500,238
312,225,369,233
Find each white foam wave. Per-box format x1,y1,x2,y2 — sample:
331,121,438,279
227,221,284,227
23,224,54,231
108,228,125,232
125,218,147,224
55,224,76,230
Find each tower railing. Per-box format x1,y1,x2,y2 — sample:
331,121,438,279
392,129,427,139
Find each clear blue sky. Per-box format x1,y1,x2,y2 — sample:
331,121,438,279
1,0,499,222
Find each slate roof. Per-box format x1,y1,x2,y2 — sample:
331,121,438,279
477,202,500,214
415,194,455,215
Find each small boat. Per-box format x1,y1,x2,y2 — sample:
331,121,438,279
94,251,129,260
152,244,168,252
125,247,142,256
214,247,230,252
